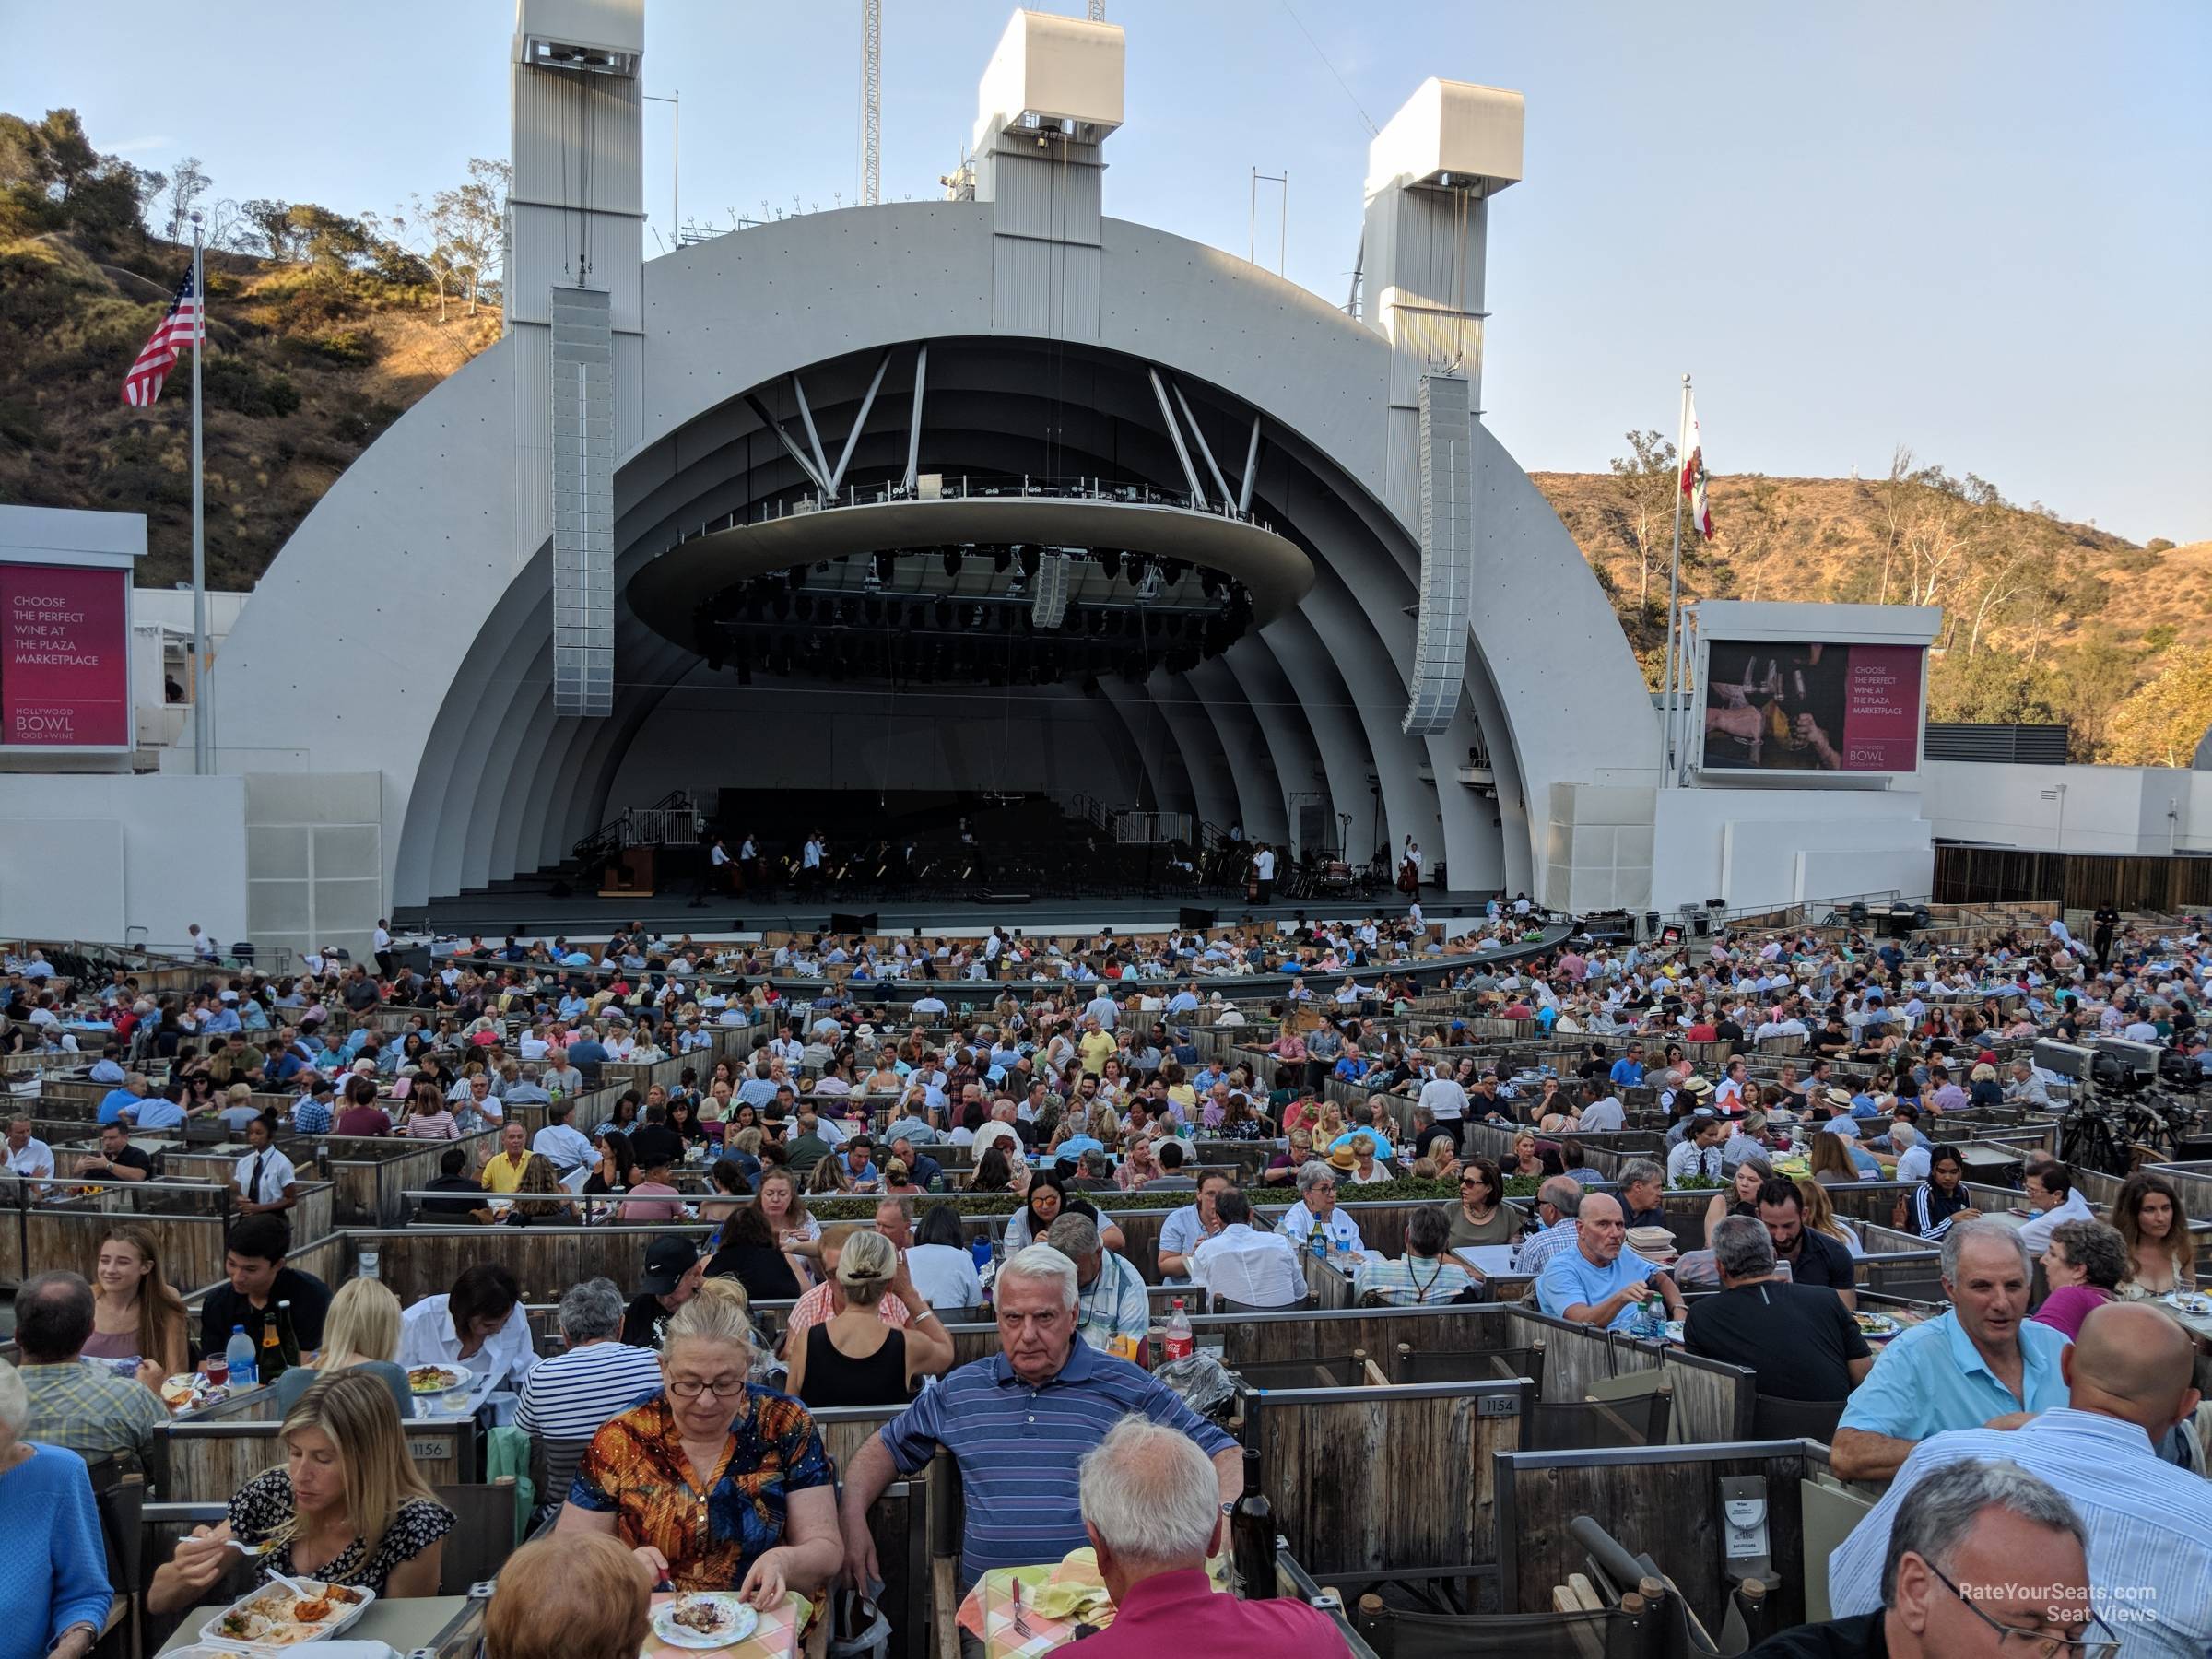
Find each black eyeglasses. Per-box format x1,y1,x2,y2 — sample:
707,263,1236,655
1926,1563,2117,1659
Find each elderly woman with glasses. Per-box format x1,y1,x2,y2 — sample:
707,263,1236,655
557,1283,840,1610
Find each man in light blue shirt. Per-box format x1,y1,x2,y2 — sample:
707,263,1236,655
1535,1194,1684,1333
1831,1224,2071,1483
130,1084,190,1131
97,1077,147,1124
1829,1302,2210,1659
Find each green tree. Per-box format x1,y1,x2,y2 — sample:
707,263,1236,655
2055,637,2148,760
240,197,300,261
2105,654,2212,768
1927,650,2065,727
1606,428,1678,617
429,157,510,314
159,155,211,243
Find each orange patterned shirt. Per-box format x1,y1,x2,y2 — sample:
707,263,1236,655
570,1387,832,1591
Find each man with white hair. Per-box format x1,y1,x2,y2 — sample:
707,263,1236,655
1072,1416,1350,1654
836,1244,1239,1596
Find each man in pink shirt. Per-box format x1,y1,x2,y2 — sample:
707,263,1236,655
782,1221,912,1346
1072,1416,1347,1655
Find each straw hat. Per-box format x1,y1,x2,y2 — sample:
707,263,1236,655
1682,1075,1714,1097
1327,1147,1359,1172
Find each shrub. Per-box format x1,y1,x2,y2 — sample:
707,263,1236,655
202,354,301,418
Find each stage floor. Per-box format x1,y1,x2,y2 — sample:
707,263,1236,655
405,882,1487,940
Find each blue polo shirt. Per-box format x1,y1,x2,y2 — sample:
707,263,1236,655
879,1340,1236,1587
1535,1244,1660,1333
1837,1310,2070,1442
133,1098,187,1129
97,1088,142,1124
1609,1058,1645,1088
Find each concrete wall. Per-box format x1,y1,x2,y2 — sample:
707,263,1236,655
0,773,248,950
1652,785,1933,912
243,773,385,967
1919,761,2203,856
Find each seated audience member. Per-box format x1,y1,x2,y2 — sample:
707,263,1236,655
1686,1217,1873,1402
616,1147,688,1223
1276,1162,1369,1259
1446,1158,1523,1248
621,1237,706,1350
903,1203,984,1312
1830,1225,2069,1483
1046,1212,1151,1351
783,1223,914,1345
558,1289,841,1604
783,1230,953,1406
532,1097,596,1176
1072,1417,1353,1656
398,1263,538,1392
87,1224,190,1377
200,1213,333,1358
1353,1204,1482,1306
1907,1144,1972,1241
14,1271,165,1466
274,1277,415,1420
516,1278,665,1442
2029,1219,2130,1342
334,1073,394,1137
486,1532,652,1659
2014,1159,2095,1258
2113,1171,2195,1297
0,1361,112,1659
1824,1302,2206,1657
147,1372,455,1612
1512,1176,1585,1275
480,1120,534,1194
418,1146,488,1219
1759,1178,1857,1309
1756,1458,2102,1659
706,1203,805,1301
834,1245,1240,1594
1157,1171,1233,1282
1537,1193,1686,1333
1665,1114,1726,1185
76,1120,152,1184
1189,1188,1304,1309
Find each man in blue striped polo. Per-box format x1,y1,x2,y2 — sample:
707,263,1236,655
836,1244,1239,1596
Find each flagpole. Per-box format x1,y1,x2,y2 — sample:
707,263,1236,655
1658,371,1689,788
190,214,207,776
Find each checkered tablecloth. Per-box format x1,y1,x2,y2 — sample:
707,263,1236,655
641,1591,809,1658
955,1548,1234,1656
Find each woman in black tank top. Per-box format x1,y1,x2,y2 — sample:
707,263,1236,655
781,1228,956,1406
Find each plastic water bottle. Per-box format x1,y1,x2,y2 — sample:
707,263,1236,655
1163,1300,1194,1363
226,1324,258,1389
969,1233,993,1272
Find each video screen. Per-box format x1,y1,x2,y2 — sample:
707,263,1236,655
1700,640,1923,773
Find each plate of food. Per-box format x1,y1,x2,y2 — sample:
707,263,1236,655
2162,1290,2212,1318
1660,1319,1686,1345
200,1579,373,1649
1853,1312,1902,1340
652,1593,759,1650
406,1364,468,1396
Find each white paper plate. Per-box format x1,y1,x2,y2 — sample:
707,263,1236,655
199,1579,376,1649
652,1594,760,1650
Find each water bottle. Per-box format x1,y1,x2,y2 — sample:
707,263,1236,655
969,1233,993,1272
1163,1299,1194,1363
226,1324,258,1389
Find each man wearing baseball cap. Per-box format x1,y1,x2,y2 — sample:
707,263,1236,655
619,1236,704,1351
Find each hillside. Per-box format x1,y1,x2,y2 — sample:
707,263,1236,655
0,230,500,590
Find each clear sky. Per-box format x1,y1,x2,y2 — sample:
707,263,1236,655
9,0,2207,542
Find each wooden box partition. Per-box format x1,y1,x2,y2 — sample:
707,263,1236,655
322,1129,498,1224
1249,1376,1534,1586
5,1181,233,1291
1215,1302,1523,1369
1495,1441,1818,1633
1500,1310,1755,1446
284,1230,351,1291
2147,1161,2212,1223
152,1414,476,1503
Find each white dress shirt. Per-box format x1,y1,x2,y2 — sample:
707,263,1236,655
531,1122,596,1173
398,1293,538,1391
235,1146,298,1204
1190,1224,1305,1308
5,1137,56,1180
2015,1187,2096,1257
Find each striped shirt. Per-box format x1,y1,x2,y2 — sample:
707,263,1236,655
1513,1218,1579,1277
515,1340,666,1441
879,1341,1236,1586
1827,1409,2212,1659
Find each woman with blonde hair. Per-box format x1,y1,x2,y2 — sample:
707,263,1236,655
782,1230,952,1406
1794,1177,1864,1258
84,1224,189,1381
487,1532,651,1659
148,1372,453,1611
1312,1100,1347,1147
501,1152,575,1225
273,1278,414,1420
558,1286,841,1606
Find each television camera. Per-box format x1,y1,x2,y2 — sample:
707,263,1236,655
2036,1036,2202,1178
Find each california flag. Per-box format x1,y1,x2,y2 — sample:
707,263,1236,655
1680,394,1712,540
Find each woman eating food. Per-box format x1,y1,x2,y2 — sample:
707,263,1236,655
147,1371,454,1613
556,1290,839,1607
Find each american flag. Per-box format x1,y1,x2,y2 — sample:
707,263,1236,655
121,265,202,407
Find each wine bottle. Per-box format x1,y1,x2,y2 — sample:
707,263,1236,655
1230,1447,1277,1600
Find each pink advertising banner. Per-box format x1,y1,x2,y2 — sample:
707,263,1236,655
2,561,131,747
1837,645,1924,772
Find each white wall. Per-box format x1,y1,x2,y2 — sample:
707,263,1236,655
0,772,247,949
1650,785,1934,912
1919,761,2198,856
